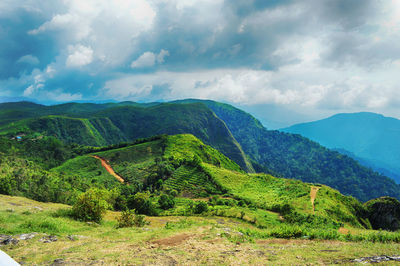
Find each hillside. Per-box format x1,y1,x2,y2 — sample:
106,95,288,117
0,132,370,228
0,102,253,172
1,100,400,202
49,134,370,229
3,133,400,265
2,195,400,265
173,100,400,202
282,112,400,183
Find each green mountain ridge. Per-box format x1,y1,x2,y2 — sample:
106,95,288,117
172,100,400,202
282,112,400,183
0,102,253,173
1,100,399,202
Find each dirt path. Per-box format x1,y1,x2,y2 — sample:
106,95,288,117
90,155,125,183
310,186,320,213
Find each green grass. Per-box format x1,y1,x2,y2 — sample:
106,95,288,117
49,134,368,228
1,194,400,265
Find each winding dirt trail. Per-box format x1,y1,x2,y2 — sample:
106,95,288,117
90,155,125,183
310,186,320,213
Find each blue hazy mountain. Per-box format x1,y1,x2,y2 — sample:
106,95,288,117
282,112,400,183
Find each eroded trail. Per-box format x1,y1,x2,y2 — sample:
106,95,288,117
310,186,320,213
90,155,124,183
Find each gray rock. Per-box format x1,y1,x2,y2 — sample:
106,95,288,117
0,235,19,246
51,258,65,265
17,233,37,240
39,235,58,243
352,255,400,263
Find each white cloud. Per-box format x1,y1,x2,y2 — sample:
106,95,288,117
156,49,170,64
101,60,400,118
23,85,35,96
28,0,156,66
66,45,93,67
17,54,40,65
131,50,170,68
130,52,156,68
44,89,82,102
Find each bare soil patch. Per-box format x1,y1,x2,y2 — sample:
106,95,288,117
90,155,125,183
310,186,320,213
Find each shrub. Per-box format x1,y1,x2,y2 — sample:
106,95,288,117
72,188,112,223
194,201,208,214
127,192,157,216
117,209,149,228
132,214,148,227
158,194,175,210
117,210,135,228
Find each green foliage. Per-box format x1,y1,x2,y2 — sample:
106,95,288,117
117,210,149,228
72,188,113,223
0,101,252,172
194,201,208,214
185,99,400,202
158,194,175,210
364,197,400,231
127,192,157,216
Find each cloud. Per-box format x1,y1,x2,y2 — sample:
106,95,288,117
130,50,170,68
130,52,156,68
44,88,82,102
23,85,36,96
66,45,93,67
17,55,40,65
2,0,400,120
156,49,170,64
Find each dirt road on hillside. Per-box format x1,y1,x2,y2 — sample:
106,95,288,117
310,186,320,213
90,155,125,183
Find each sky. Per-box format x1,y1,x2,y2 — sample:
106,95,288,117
1,0,400,128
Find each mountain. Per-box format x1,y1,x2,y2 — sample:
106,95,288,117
1,133,369,228
1,100,400,201
282,112,400,183
0,101,253,173
172,100,400,202
9,131,400,265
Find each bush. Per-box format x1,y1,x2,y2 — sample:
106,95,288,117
127,192,157,216
117,210,149,228
117,210,135,228
132,214,148,227
72,188,112,223
194,201,208,214
158,194,175,210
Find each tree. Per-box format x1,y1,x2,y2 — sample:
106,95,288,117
127,192,157,216
158,194,175,210
72,188,112,223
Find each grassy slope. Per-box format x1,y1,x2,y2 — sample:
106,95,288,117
1,195,400,265
174,99,400,202
52,134,367,228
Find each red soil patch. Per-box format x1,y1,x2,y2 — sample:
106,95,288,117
90,155,125,183
338,227,349,234
310,186,320,213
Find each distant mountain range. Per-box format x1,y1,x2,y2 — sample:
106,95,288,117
282,112,400,184
1,101,399,202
